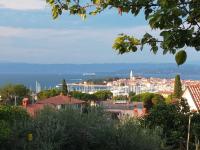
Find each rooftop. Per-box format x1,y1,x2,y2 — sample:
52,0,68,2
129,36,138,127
25,94,85,116
187,84,200,110
37,95,85,106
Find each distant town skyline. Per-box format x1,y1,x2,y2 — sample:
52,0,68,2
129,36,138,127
0,0,200,64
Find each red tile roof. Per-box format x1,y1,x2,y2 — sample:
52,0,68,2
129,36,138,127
36,95,85,106
25,104,46,116
187,84,200,110
25,95,85,116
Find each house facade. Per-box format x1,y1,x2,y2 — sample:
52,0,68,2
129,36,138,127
100,101,146,118
182,84,200,112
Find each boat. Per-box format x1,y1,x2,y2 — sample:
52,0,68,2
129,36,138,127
82,73,96,76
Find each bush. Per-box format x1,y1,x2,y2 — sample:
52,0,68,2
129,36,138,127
0,105,30,150
38,88,61,100
0,105,29,123
142,102,191,149
113,95,128,101
131,93,165,111
1,106,163,150
69,91,97,101
93,90,113,101
0,84,30,105
28,108,162,150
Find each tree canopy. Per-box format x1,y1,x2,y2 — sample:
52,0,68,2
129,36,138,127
173,74,182,99
69,91,97,101
143,98,200,149
62,79,68,95
93,90,113,101
69,90,113,101
46,0,200,65
131,92,165,111
0,107,163,150
37,88,61,100
0,84,30,105
113,95,128,101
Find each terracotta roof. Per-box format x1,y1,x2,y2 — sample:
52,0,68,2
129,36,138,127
25,104,46,116
187,84,200,110
101,101,143,110
25,95,85,116
36,95,85,106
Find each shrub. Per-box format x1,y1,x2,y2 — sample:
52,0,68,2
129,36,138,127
0,105,30,150
1,106,163,150
28,108,162,150
131,92,165,111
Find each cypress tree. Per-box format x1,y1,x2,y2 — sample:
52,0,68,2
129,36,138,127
174,75,182,99
62,79,68,95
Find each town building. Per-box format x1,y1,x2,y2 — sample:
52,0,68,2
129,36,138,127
22,94,85,116
106,71,200,96
100,100,146,118
55,71,200,98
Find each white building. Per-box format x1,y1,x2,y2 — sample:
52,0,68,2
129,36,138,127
182,85,200,112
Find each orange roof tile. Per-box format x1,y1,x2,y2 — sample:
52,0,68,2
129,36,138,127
37,95,85,106
25,95,85,116
187,84,200,110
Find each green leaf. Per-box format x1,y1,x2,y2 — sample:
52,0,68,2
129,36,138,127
52,6,59,19
175,50,187,66
93,0,101,5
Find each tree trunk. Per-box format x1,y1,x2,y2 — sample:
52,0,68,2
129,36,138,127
195,136,200,150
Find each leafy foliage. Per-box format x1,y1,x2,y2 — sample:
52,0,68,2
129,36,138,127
129,91,136,98
131,92,165,111
62,79,68,95
141,98,200,150
143,102,188,149
69,90,113,101
0,84,30,105
70,91,97,101
69,91,97,101
1,107,162,150
0,105,29,123
46,0,200,65
191,113,200,142
113,34,140,54
38,88,61,100
93,90,113,101
0,105,29,149
113,95,128,101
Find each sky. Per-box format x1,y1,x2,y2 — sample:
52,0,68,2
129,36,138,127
0,0,200,64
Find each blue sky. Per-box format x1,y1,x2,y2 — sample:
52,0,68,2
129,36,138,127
0,0,199,64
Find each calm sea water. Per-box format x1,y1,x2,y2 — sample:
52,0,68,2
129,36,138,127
0,73,126,90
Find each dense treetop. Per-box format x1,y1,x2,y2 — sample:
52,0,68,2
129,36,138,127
37,88,61,100
46,0,200,65
173,74,182,99
62,79,68,95
0,84,30,105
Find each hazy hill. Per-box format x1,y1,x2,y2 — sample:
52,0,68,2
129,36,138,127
0,63,199,75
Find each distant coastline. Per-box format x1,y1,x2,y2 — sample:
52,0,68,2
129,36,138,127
0,63,200,89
